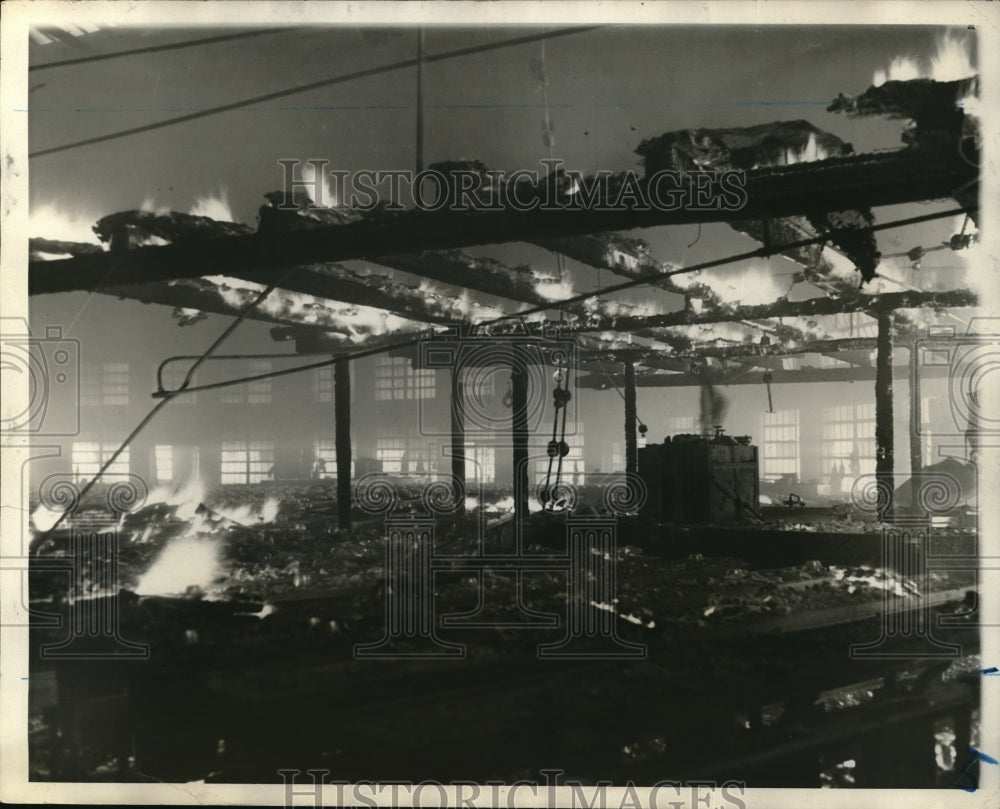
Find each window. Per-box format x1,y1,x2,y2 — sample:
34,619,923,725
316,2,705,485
313,437,355,478
376,435,438,476
536,422,585,484
375,355,436,401
160,364,197,404
81,363,130,406
762,409,800,480
247,360,272,404
464,369,496,397
220,440,274,484
153,445,173,483
102,363,129,405
821,403,875,492
219,378,246,404
72,441,130,479
315,366,334,403
313,364,355,403
666,415,697,435
466,445,496,483
376,437,406,474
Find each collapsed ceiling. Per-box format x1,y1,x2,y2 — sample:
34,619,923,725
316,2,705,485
28,75,981,389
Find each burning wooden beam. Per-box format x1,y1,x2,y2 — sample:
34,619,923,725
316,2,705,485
575,363,953,389
101,279,372,338
29,149,975,296
563,288,976,335
232,262,503,324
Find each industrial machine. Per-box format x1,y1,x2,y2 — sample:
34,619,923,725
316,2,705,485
639,429,760,523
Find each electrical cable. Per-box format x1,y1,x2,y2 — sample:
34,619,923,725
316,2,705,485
150,205,975,398
34,277,287,548
30,28,299,72
30,26,603,159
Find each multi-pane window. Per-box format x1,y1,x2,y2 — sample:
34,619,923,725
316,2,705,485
81,363,130,406
821,403,876,491
102,363,129,405
247,360,272,404
160,364,197,404
313,437,355,478
313,364,355,402
375,435,438,476
375,355,436,401
463,369,496,397
220,440,274,484
314,366,334,403
666,415,697,435
153,445,173,484
219,376,246,404
536,423,586,484
376,437,406,474
71,441,130,479
466,445,496,484
761,409,800,480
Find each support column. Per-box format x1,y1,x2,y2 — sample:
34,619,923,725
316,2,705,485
909,350,923,481
875,311,895,523
624,359,638,475
511,359,530,531
335,357,352,530
451,366,466,512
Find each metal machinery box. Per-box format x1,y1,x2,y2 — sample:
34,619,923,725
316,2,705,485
638,433,759,523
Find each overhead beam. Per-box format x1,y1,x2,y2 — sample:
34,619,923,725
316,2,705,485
575,363,953,389
102,279,378,337
564,288,977,335
30,148,974,295
231,263,500,324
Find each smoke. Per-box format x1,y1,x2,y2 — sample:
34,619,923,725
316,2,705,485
697,362,728,436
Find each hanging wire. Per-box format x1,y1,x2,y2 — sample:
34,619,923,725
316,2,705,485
35,276,286,546
31,26,602,159
31,29,299,71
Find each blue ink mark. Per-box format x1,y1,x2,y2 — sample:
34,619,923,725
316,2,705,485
970,747,999,766
951,747,998,791
980,666,999,675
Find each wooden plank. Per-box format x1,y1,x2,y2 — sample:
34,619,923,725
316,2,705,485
29,149,975,295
